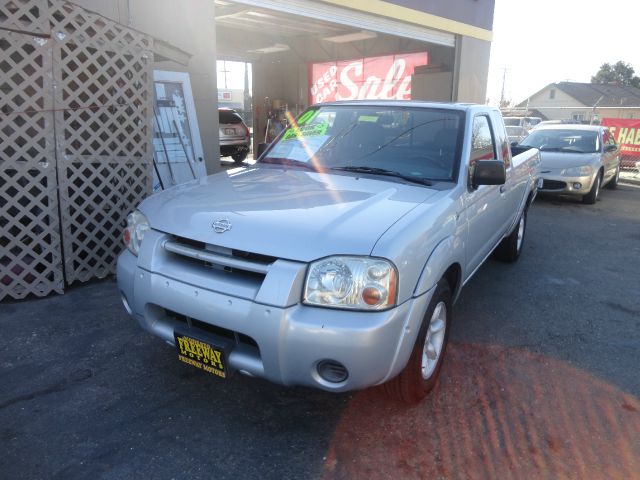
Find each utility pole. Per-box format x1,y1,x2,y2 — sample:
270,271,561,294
221,60,229,89
500,67,507,108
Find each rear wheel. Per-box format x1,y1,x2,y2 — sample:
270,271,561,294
384,280,451,404
494,208,527,262
232,149,248,164
583,171,601,204
606,166,619,190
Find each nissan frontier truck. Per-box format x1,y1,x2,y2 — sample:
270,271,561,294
118,101,540,403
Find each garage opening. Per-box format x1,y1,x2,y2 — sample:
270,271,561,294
215,0,458,160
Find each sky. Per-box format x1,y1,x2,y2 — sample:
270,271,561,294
487,0,640,105
216,60,251,92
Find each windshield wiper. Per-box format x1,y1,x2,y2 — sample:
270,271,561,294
538,147,563,152
259,157,319,171
332,166,433,186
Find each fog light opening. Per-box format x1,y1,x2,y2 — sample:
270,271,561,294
317,360,349,383
573,182,582,189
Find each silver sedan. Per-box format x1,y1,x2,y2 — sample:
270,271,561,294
518,125,620,204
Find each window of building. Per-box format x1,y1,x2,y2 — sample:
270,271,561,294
549,89,556,99
572,113,585,122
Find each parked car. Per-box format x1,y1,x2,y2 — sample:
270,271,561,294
219,108,250,164
518,125,620,204
118,101,540,403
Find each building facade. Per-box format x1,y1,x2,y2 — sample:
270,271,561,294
516,82,640,124
1,0,495,300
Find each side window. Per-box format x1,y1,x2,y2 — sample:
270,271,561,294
470,115,497,165
491,111,511,168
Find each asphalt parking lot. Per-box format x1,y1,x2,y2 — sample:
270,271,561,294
1,181,639,480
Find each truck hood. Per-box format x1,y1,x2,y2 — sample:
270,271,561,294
139,166,441,262
539,152,601,170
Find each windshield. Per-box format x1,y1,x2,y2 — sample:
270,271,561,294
259,105,465,183
520,129,600,153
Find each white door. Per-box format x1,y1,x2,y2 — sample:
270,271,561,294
152,71,206,191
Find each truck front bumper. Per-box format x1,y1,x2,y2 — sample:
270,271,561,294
117,249,433,392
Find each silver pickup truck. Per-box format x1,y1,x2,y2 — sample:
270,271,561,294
117,101,540,403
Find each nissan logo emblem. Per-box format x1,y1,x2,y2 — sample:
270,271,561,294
212,218,232,233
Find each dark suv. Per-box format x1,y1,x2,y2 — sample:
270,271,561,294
219,108,250,164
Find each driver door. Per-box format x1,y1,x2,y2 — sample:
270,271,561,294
463,114,509,274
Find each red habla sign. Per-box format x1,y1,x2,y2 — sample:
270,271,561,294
308,52,428,105
601,118,640,156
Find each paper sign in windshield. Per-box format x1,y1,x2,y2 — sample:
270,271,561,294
282,122,329,141
268,134,330,162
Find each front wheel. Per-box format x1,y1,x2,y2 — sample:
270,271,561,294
384,280,452,404
582,172,601,204
494,208,527,262
606,165,620,190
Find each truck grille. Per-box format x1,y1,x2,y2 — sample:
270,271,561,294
166,308,259,350
163,236,276,278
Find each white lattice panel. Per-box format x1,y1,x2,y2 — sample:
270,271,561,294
0,0,49,34
50,0,153,284
0,30,63,300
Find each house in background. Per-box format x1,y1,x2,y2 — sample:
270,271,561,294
516,82,640,124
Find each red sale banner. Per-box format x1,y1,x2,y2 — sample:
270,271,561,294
601,118,640,155
308,52,428,105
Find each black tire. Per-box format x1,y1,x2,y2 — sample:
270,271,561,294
582,172,601,204
606,166,619,190
231,149,248,164
384,280,452,404
494,207,527,263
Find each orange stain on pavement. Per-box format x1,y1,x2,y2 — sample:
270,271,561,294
322,343,640,480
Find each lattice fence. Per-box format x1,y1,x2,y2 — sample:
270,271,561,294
1,0,153,300
50,1,153,284
1,27,64,299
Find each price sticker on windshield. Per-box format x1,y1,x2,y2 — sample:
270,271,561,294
282,122,329,141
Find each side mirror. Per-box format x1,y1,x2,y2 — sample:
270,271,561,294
604,144,617,152
472,160,506,188
510,141,519,147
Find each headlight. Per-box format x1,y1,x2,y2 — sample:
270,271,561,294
122,210,149,256
562,165,593,176
303,256,397,310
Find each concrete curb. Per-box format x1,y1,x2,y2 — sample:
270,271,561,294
620,172,640,187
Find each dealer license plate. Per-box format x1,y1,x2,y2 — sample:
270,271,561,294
174,330,229,379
